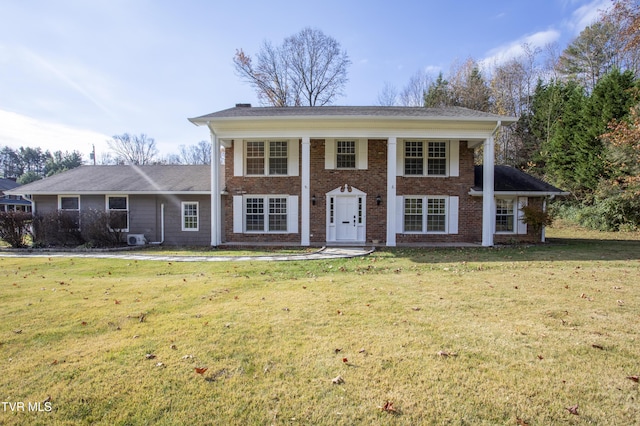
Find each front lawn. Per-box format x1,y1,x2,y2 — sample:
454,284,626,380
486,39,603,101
1,226,639,425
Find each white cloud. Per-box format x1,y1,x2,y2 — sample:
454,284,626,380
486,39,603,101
480,29,561,69
567,0,611,34
0,109,110,160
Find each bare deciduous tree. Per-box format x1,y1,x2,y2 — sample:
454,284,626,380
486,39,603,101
233,28,350,106
377,82,398,106
178,140,212,165
107,133,158,165
399,70,432,106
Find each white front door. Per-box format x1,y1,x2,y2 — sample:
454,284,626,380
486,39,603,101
326,184,366,244
335,196,358,241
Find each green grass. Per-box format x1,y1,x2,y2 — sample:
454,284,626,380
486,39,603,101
1,225,639,425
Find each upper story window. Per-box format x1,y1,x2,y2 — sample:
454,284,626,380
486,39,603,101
325,139,368,170
403,140,449,177
245,141,288,176
107,195,129,231
336,140,356,169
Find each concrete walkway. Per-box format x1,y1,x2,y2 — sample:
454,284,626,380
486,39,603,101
0,246,375,262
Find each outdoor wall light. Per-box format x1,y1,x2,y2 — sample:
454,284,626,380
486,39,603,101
312,194,316,206
376,195,382,205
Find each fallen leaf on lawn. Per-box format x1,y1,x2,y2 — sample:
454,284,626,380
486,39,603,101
617,300,624,305
378,400,397,413
145,353,156,359
537,354,544,360
332,375,344,385
566,403,579,415
342,357,348,363
51,359,58,365
627,375,639,382
114,299,121,305
13,329,22,334
437,350,458,357
592,344,604,350
516,417,529,426
81,321,87,326
181,354,194,359
411,307,421,311
170,344,177,350
334,348,342,354
156,362,165,368
195,367,208,375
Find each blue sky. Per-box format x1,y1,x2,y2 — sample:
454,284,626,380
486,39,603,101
0,0,610,159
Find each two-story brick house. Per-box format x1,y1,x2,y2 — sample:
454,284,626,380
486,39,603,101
189,105,566,247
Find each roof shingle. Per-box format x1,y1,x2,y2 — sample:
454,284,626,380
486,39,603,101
8,165,211,194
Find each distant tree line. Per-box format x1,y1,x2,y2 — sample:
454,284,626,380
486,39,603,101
379,0,640,231
0,146,83,184
0,138,213,183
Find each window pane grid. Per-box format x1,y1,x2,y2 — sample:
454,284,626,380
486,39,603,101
336,140,356,169
404,198,423,232
496,199,515,232
268,197,287,231
183,202,198,230
268,141,288,175
245,198,264,231
246,142,265,175
427,142,447,175
404,141,424,175
426,198,446,232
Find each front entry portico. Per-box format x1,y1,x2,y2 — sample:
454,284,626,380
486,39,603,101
326,184,366,244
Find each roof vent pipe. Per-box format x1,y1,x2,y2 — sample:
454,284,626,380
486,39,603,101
235,103,252,108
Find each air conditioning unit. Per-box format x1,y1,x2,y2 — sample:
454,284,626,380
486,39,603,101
127,234,146,246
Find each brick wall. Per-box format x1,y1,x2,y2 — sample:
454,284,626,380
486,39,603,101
396,142,483,244
222,139,544,246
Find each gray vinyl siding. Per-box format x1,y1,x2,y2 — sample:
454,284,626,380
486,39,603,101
33,193,212,246
32,195,58,214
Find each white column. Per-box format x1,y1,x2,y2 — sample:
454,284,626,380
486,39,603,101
386,137,397,246
210,131,221,246
482,136,495,247
301,137,310,246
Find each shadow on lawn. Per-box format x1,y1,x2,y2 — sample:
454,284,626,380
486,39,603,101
388,237,640,264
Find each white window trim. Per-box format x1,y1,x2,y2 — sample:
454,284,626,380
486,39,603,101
495,196,528,235
397,140,459,177
58,195,80,211
396,195,459,235
58,194,81,230
236,139,298,177
325,139,368,170
237,195,298,234
181,201,199,232
106,195,129,232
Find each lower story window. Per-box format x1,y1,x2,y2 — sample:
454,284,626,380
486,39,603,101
59,195,80,230
107,196,129,231
403,196,447,233
245,196,288,232
496,198,515,232
182,202,199,231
